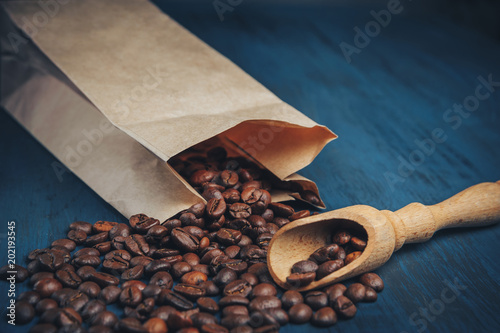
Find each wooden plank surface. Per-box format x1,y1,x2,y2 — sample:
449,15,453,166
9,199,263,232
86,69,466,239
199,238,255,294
1,1,499,332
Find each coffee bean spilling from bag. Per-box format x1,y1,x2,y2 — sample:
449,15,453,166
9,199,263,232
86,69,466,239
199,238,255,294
4,146,383,332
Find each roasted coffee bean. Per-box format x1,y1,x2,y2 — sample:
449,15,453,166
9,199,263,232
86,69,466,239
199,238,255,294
144,259,171,276
255,233,273,247
67,230,87,244
34,278,63,298
120,286,143,307
93,221,118,233
86,232,109,246
316,259,344,280
153,247,180,259
220,315,251,329
111,236,127,250
249,296,281,312
332,230,351,245
288,303,313,324
180,212,205,228
35,298,58,314
171,228,200,253
216,228,242,246
228,203,252,219
333,295,357,318
18,290,41,305
213,267,237,286
51,238,76,251
125,234,150,256
223,279,252,297
70,221,93,234
51,288,75,303
221,244,239,259
143,317,168,333
76,265,96,281
27,259,41,275
325,283,346,303
30,272,54,285
200,249,224,265
281,290,304,310
304,291,328,310
171,262,192,279
37,251,65,272
57,307,82,326
345,251,362,265
291,260,318,274
201,323,228,333
130,256,153,267
183,253,200,266
190,169,217,187
268,202,294,218
286,272,316,288
223,305,249,317
309,244,341,263
122,265,144,281
191,312,218,328
116,317,148,333
344,283,366,303
95,241,113,254
174,283,206,300
89,310,118,327
29,323,58,333
359,272,384,292
103,256,129,273
99,285,121,304
267,308,289,326
181,271,208,285
39,307,60,324
109,223,131,239
240,272,259,287
55,268,82,288
122,280,147,291
219,258,248,274
222,188,240,204
78,281,101,298
61,291,89,312
251,283,277,298
16,301,35,324
129,214,160,233
73,247,100,258
206,198,227,219
72,255,101,268
81,299,106,320
240,245,267,262
219,297,249,310
151,305,177,321
350,237,367,251
161,290,194,310
364,287,378,302
149,271,174,289
89,271,120,287
197,297,219,314
199,280,220,296
311,307,337,327
192,264,210,276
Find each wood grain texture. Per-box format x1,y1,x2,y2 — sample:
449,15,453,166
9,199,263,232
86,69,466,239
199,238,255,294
1,1,500,332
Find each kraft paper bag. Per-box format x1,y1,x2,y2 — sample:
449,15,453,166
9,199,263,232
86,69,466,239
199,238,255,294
0,0,336,221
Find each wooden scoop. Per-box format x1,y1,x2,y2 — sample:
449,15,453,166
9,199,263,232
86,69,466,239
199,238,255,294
267,181,500,291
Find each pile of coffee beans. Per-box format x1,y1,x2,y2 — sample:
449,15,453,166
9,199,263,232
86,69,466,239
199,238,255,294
2,146,384,332
286,229,368,288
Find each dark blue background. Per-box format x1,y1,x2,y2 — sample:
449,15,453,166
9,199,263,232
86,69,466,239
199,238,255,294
1,1,499,332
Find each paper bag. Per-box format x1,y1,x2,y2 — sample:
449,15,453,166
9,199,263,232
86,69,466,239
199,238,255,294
0,0,336,221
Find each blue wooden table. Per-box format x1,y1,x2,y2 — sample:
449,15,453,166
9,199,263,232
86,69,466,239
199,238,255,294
1,1,500,332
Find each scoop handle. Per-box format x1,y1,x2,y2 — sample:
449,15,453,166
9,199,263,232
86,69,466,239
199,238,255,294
391,181,500,246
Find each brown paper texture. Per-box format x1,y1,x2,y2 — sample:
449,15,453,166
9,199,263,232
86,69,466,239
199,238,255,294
1,0,336,220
